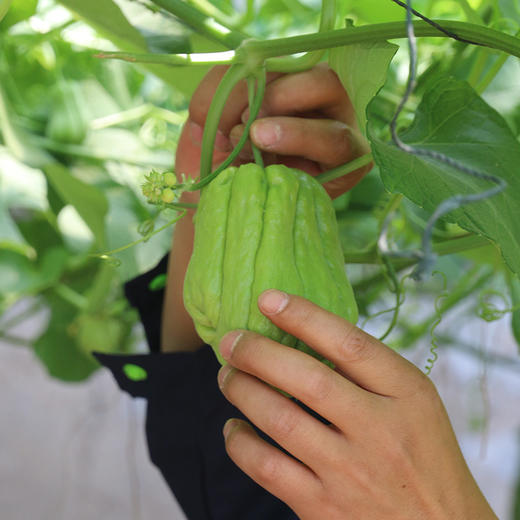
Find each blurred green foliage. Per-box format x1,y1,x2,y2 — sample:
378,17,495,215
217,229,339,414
0,0,518,386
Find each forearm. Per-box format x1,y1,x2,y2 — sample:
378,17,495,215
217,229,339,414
160,191,204,352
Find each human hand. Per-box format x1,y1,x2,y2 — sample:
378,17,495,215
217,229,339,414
175,63,372,201
216,290,497,520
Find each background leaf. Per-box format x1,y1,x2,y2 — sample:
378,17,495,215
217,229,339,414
369,77,520,277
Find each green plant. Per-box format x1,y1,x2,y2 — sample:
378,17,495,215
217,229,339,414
0,0,519,381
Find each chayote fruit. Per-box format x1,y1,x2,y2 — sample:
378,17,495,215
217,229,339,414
184,163,358,366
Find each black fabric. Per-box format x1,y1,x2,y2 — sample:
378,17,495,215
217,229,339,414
94,256,298,520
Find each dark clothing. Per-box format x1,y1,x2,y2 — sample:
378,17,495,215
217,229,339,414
94,256,298,520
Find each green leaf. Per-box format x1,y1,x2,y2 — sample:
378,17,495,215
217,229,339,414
510,273,520,350
43,163,108,247
368,77,520,277
57,0,148,52
57,0,209,97
0,0,36,31
33,294,99,382
0,247,68,297
329,36,398,136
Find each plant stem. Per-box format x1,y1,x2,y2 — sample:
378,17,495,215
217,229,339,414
54,284,88,310
345,233,491,264
475,53,509,93
467,47,490,86
198,63,249,179
95,50,237,67
193,67,266,187
95,21,520,72
236,21,520,67
150,0,246,48
247,76,264,168
267,0,337,72
316,153,373,184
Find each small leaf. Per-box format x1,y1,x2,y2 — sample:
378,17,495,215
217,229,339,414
329,29,398,136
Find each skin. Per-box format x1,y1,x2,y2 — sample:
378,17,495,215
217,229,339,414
217,291,497,519
160,64,497,518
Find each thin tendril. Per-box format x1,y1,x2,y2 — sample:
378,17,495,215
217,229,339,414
425,270,448,375
361,254,411,341
477,289,520,321
247,75,264,168
390,0,483,45
91,211,186,261
387,0,507,280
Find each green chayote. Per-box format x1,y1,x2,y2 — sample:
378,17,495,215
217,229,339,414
184,163,358,366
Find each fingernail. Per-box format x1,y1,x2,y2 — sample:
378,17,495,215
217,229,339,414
251,121,281,149
223,418,239,439
219,330,243,360
258,289,289,315
241,107,267,123
218,364,233,389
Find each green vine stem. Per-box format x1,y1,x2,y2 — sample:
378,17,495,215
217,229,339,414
247,76,264,168
345,233,491,264
316,153,373,184
198,64,267,180
96,21,520,72
95,50,237,67
267,0,337,72
198,64,248,179
244,20,520,65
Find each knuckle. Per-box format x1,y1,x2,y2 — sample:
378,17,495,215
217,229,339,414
336,328,375,364
301,364,334,402
267,406,300,438
255,454,281,485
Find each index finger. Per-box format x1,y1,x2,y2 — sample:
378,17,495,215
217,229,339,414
257,290,429,399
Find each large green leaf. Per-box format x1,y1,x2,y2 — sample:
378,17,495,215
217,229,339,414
43,163,108,247
369,77,520,277
329,36,398,136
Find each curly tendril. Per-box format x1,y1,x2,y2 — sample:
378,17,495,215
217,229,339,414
477,289,520,322
425,271,448,375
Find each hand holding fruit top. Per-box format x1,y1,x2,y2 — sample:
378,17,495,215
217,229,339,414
175,63,372,200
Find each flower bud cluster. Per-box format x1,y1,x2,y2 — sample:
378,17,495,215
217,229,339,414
142,170,179,204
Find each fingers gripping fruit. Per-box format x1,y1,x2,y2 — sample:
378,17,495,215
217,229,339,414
183,163,358,366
